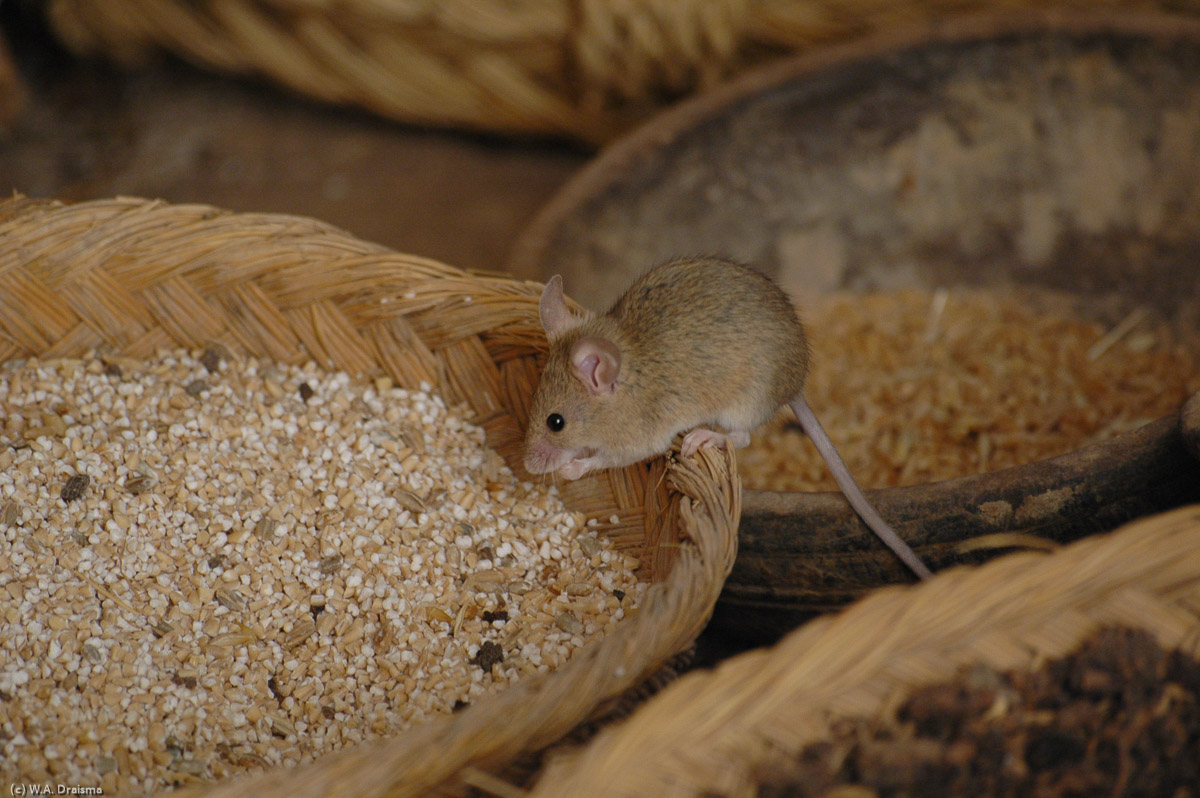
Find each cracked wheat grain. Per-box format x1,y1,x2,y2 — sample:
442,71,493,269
0,351,642,795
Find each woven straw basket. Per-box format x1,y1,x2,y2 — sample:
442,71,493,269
41,0,1200,143
530,504,1200,796
0,195,739,796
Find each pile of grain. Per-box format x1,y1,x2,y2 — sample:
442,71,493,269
0,350,642,795
741,289,1200,492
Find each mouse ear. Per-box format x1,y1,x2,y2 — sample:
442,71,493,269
570,336,621,395
539,275,582,338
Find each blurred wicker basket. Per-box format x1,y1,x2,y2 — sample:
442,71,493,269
529,504,1200,796
0,194,740,796
39,0,1200,142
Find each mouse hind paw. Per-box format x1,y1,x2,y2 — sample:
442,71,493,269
680,428,751,457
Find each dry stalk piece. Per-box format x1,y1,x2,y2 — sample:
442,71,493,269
317,555,344,575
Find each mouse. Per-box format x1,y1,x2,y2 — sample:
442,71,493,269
522,257,933,580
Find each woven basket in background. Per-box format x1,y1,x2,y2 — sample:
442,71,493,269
529,504,1200,796
0,195,740,797
39,0,1200,143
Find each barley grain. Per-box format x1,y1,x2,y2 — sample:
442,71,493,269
554,613,584,636
741,289,1200,491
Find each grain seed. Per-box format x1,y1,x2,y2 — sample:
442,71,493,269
215,587,247,612
171,759,209,777
268,715,296,738
208,631,256,648
60,474,90,502
199,347,224,373
124,472,156,495
555,613,584,635
253,518,279,538
394,488,426,514
283,618,317,649
472,641,503,672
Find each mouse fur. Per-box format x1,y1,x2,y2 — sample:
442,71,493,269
524,257,808,479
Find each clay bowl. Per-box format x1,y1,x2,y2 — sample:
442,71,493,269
508,12,1200,644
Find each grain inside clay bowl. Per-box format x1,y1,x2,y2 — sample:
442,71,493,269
509,12,1200,642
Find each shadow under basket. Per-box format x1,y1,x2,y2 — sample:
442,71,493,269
0,195,740,796
508,11,1200,641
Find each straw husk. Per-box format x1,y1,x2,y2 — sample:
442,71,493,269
531,504,1200,797
41,0,1200,143
0,194,740,796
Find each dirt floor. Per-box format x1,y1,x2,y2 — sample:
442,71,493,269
0,11,589,274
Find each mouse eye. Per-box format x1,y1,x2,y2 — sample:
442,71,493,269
546,413,565,432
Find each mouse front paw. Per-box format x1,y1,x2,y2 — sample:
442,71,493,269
681,428,750,457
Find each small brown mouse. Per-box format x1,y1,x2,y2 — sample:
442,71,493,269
523,257,932,579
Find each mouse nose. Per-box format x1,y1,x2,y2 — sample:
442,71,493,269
524,439,566,475
523,444,549,475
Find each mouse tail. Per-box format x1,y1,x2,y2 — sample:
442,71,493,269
789,395,933,580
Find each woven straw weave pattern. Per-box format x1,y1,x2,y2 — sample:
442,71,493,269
532,504,1200,797
43,0,1200,142
0,195,740,797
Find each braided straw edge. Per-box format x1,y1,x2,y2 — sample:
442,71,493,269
41,2,1200,142
533,504,1200,797
0,195,740,797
